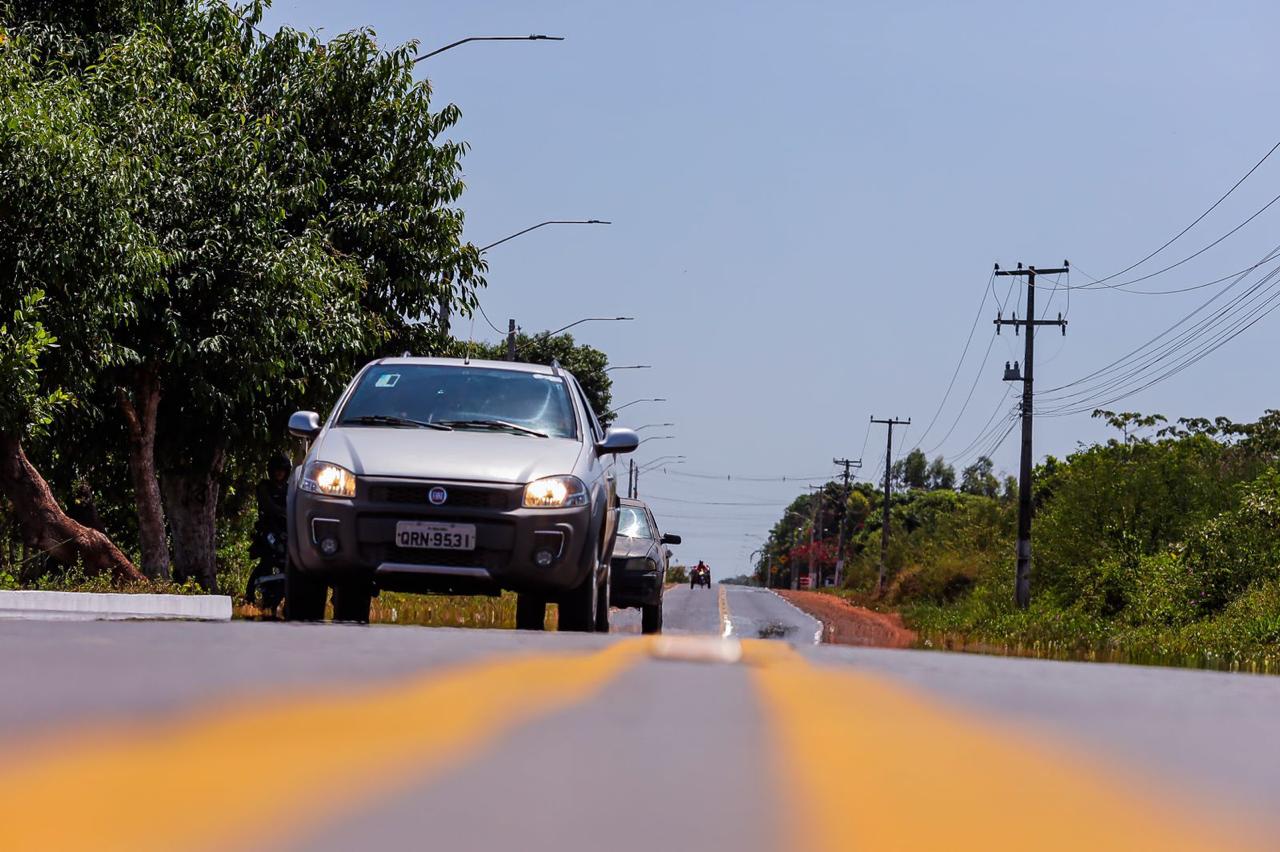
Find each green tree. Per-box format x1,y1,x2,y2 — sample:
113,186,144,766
892,448,929,490
927,456,956,490
0,31,155,579
960,456,999,498
5,2,485,587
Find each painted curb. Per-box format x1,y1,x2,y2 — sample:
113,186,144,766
0,590,232,622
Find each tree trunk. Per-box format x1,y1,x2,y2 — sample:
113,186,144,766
117,370,169,580
162,445,225,592
0,432,145,583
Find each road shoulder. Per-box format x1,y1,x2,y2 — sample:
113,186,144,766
775,590,916,648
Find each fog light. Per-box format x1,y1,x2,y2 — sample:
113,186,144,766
320,537,339,556
535,549,555,568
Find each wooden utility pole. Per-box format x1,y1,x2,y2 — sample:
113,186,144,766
832,456,862,587
506,319,518,361
806,485,824,589
870,416,910,594
994,261,1069,609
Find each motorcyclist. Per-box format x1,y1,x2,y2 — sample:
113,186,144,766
246,452,291,603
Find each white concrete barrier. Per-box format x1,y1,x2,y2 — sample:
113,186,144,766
0,590,232,621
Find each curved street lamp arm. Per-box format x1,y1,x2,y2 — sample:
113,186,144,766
414,35,564,63
479,220,610,253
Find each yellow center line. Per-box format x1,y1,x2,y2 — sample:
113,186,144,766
0,639,645,851
744,641,1271,852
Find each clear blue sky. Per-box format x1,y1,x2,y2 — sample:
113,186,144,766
264,0,1280,574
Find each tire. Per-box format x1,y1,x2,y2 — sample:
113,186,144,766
260,581,285,614
641,601,662,634
559,564,598,633
284,559,327,622
594,567,610,633
515,593,546,631
331,580,372,623
689,580,695,590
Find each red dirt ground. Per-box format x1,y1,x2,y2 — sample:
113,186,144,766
776,590,917,649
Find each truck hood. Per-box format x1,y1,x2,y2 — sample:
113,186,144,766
313,426,585,484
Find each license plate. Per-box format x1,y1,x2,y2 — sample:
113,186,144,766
395,521,477,551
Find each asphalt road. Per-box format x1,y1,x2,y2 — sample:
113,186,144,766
2,587,1278,850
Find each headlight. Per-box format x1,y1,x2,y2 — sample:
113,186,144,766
523,475,587,508
300,461,357,498
625,557,657,573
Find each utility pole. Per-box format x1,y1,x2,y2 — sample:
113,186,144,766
805,485,825,589
832,456,862,587
870,416,910,594
994,261,1069,609
506,319,518,361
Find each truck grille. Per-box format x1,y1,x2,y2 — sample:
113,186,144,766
368,484,508,509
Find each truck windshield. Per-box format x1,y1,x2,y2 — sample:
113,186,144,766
338,365,578,440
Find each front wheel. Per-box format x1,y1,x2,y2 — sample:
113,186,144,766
515,593,546,630
641,602,662,634
559,566,598,632
331,581,372,623
284,559,327,622
594,567,610,633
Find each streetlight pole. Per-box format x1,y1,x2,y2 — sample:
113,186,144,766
480,220,610,253
638,455,685,473
609,398,666,416
635,423,675,431
465,220,610,348
413,34,564,63
413,30,571,336
604,365,651,373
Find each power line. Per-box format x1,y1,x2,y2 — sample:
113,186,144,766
475,303,506,336
1079,137,1280,288
1036,264,1280,416
1039,243,1280,398
910,269,994,451
922,329,999,455
640,493,788,507
658,469,836,483
1036,249,1280,411
1073,187,1280,291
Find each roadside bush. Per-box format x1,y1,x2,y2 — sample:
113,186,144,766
1182,468,1280,614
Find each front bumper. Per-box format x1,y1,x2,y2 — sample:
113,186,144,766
609,558,662,607
288,476,594,595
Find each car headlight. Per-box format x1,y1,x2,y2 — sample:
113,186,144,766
624,557,657,573
300,461,357,498
523,475,588,508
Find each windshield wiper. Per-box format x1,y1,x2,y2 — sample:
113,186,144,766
343,415,452,431
438,419,548,438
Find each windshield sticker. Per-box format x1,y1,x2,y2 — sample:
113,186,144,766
375,373,400,388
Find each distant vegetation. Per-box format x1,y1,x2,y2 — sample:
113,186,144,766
758,410,1280,672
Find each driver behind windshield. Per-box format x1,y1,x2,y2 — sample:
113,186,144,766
340,365,576,438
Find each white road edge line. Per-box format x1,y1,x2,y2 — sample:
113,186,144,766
767,589,823,645
719,585,733,638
